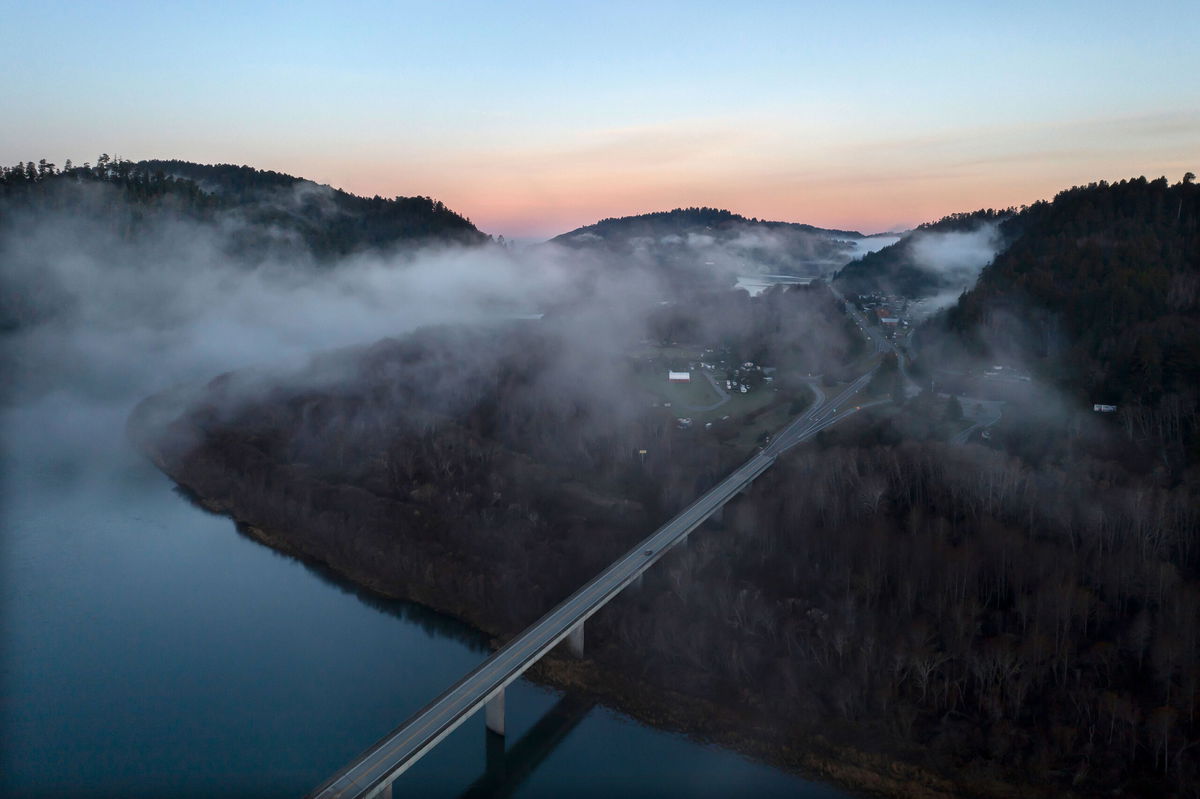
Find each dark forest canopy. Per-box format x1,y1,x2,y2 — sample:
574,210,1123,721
919,176,1200,428
0,156,488,258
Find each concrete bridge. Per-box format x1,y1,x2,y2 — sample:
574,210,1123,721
308,373,880,799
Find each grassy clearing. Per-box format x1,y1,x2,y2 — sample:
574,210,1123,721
632,365,722,413
632,345,812,441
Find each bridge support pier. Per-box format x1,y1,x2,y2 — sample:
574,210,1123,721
567,623,584,658
486,689,505,736
366,781,392,799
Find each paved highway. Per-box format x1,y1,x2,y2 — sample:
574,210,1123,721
828,283,1006,443
766,369,878,455
829,284,925,398
829,284,892,355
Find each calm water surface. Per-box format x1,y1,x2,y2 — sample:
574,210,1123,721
1,396,847,798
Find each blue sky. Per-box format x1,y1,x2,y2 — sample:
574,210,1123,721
3,0,1196,236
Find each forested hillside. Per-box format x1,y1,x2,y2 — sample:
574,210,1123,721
130,283,855,634
0,156,486,259
130,321,718,635
138,159,486,254
920,175,1200,463
0,157,488,332
601,416,1199,797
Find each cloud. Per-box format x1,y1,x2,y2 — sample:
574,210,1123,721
0,186,594,422
907,222,1002,300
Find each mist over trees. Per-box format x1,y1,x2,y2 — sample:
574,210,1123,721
834,209,1013,299
919,176,1200,468
133,318,730,633
552,207,866,285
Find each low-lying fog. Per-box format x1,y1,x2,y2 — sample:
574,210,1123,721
1,186,864,467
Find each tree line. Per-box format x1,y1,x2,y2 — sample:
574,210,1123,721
0,155,487,258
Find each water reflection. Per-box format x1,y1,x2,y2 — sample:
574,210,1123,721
289,553,491,655
169,482,491,654
462,695,596,799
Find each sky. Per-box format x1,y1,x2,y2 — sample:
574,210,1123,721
2,0,1197,238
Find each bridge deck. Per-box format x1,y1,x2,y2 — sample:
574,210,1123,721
309,452,776,799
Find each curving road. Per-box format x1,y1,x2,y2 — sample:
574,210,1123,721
766,369,879,455
950,398,1005,444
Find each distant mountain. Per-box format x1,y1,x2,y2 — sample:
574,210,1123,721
834,209,1013,298
554,207,864,242
550,207,866,285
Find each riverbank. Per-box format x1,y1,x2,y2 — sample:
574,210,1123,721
127,392,1056,799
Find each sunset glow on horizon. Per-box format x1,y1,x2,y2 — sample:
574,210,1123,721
3,0,1196,238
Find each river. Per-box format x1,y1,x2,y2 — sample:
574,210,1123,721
0,391,847,797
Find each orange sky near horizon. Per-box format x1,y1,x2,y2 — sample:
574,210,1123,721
304,110,1198,238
